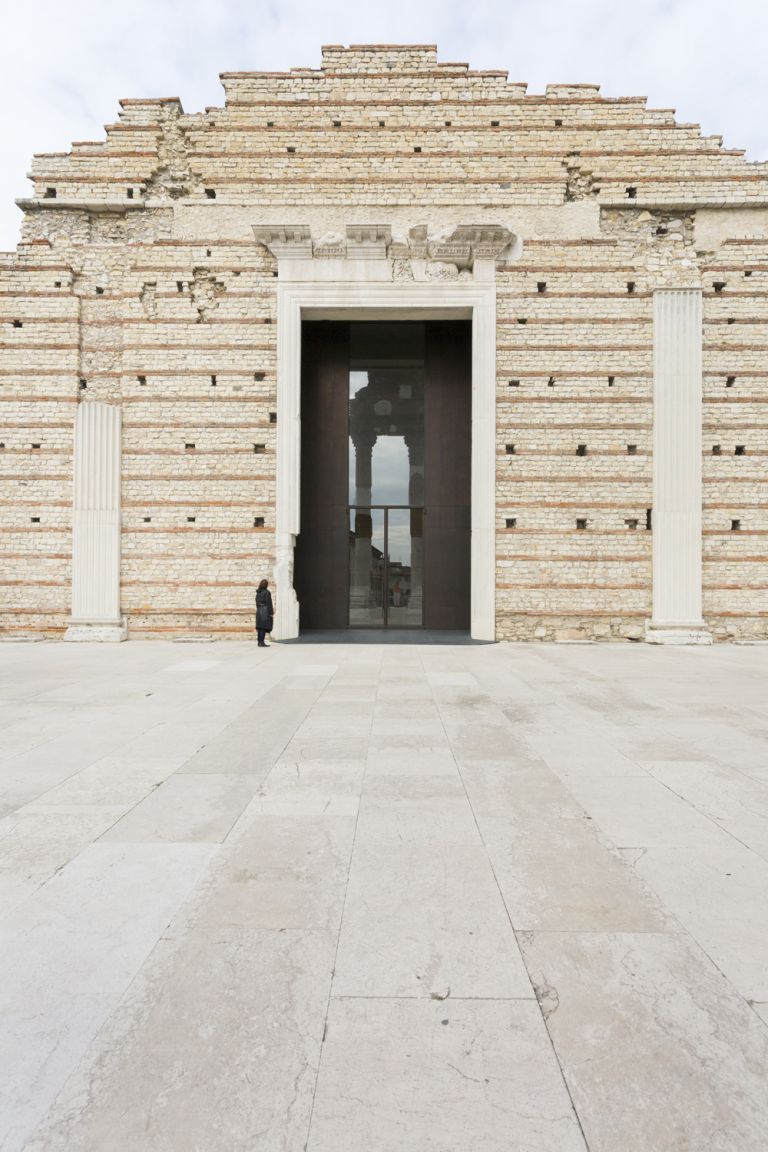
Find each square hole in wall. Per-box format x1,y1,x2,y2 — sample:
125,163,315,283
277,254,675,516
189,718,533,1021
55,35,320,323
537,281,547,293
31,443,41,449
712,445,721,455
608,375,615,386
187,516,196,523
646,508,652,530
253,443,266,454
254,371,265,381
713,281,726,293
726,375,736,387
627,444,637,454
491,120,500,127
505,443,516,455
735,445,746,455
210,374,217,386
44,187,57,198
143,516,151,523
254,517,265,527
576,518,587,530
137,375,147,386
554,118,563,127
626,281,636,294
185,443,196,450
12,319,22,328
731,519,741,531
547,376,556,387
625,518,639,530
31,516,40,523
79,379,87,390
505,517,517,528
576,444,587,456
626,186,637,198
205,188,216,199
269,412,277,423
508,379,520,388
95,287,104,295
127,188,134,199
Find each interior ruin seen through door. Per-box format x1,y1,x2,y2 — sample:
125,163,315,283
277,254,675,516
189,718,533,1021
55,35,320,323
295,320,472,631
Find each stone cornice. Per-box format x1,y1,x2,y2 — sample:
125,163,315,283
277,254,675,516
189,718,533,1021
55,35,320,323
253,222,520,273
252,225,312,260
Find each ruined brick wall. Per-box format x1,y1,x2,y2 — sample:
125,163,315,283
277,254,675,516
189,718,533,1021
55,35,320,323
701,238,768,640
1,44,767,639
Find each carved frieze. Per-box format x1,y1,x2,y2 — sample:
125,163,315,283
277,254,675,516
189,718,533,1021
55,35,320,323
253,221,519,277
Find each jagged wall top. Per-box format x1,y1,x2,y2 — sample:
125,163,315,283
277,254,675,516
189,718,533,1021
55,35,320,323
16,43,768,218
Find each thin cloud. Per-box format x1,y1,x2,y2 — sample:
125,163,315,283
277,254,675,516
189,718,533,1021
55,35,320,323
1,0,766,250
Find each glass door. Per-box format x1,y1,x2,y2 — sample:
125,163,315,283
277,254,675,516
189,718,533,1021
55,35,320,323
348,505,423,628
347,322,425,628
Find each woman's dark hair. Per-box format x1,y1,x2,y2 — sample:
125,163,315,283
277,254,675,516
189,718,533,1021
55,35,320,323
258,578,269,590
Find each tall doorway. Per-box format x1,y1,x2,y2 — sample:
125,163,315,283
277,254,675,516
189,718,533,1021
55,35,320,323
294,320,471,630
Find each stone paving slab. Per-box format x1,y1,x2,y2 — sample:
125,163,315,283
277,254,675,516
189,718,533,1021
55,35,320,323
0,639,767,1150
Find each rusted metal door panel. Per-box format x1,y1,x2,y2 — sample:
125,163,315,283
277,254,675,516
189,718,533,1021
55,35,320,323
294,322,349,629
423,321,472,630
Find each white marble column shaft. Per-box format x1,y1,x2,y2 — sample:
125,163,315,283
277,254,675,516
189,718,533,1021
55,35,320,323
647,289,711,644
64,402,126,641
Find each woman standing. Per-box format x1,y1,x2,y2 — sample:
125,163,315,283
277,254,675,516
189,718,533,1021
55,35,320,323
255,578,274,647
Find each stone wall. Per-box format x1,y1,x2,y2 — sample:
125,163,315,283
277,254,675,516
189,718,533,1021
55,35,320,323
1,43,767,639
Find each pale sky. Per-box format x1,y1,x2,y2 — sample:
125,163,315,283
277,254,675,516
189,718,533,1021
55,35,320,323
0,0,766,251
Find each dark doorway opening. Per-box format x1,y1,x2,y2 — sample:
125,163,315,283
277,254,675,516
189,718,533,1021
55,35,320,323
294,320,471,630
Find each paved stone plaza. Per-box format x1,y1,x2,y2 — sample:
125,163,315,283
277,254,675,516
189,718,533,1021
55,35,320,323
1,638,767,1151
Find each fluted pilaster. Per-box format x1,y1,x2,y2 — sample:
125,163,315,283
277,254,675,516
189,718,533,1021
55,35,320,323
64,403,126,641
647,290,711,644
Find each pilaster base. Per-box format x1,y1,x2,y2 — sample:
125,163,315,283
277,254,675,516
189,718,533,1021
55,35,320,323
64,618,128,643
645,623,712,646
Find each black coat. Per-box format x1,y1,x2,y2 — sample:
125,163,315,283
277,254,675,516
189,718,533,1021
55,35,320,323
255,588,274,631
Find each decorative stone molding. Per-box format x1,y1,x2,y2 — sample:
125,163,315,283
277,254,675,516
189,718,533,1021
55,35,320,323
346,224,391,258
64,402,127,642
252,224,313,260
646,289,711,645
254,222,520,283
